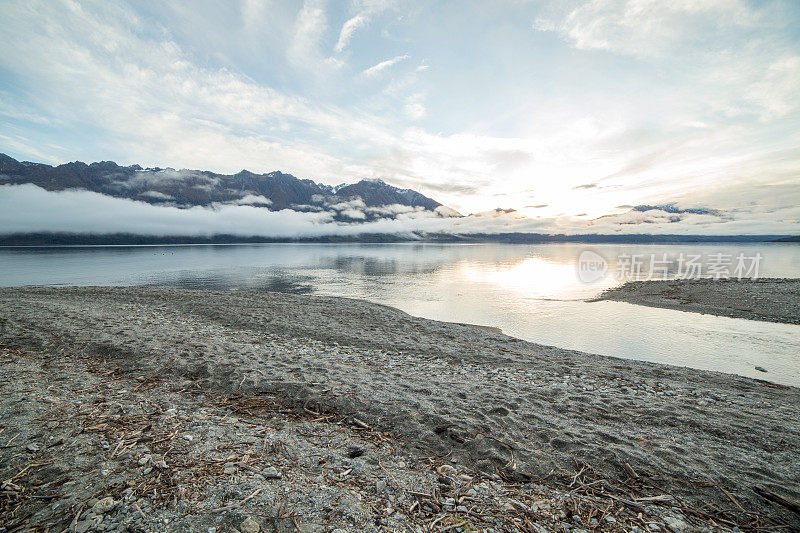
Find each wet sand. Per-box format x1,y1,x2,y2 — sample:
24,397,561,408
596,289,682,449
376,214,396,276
1,286,799,529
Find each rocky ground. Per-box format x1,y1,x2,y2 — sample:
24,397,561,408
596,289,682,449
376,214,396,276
1,287,799,532
592,279,800,324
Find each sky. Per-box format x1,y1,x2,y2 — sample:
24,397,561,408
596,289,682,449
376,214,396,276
1,0,799,235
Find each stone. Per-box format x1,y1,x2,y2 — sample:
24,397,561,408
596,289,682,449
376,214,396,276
507,498,528,511
666,517,688,533
436,465,457,477
263,466,281,479
375,480,387,493
223,463,237,474
92,497,117,515
138,454,151,466
755,366,767,373
240,517,260,533
26,443,40,452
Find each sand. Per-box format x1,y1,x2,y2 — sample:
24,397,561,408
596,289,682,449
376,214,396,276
592,278,800,325
1,286,799,530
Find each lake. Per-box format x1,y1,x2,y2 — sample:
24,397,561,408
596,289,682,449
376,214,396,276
1,242,798,386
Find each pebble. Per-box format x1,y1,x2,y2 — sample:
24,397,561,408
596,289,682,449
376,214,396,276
375,480,387,493
138,454,151,466
437,464,457,477
263,466,281,479
223,462,237,474
92,496,117,515
666,517,688,532
240,517,260,533
26,443,40,452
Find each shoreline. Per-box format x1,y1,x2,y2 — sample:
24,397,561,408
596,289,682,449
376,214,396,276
1,286,799,530
592,278,800,325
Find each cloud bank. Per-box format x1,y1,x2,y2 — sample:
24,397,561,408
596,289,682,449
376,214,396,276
2,185,797,238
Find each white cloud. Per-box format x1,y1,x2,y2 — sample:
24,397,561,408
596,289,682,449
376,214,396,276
138,190,174,200
561,0,760,58
0,0,798,232
1,184,797,237
235,194,273,206
287,0,330,68
363,54,410,76
532,18,555,32
0,0,398,178
334,14,368,53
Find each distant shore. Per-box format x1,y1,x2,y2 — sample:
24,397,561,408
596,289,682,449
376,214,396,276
593,278,800,324
0,231,796,246
1,287,799,530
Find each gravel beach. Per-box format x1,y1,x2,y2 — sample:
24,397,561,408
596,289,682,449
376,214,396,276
593,279,800,324
1,286,799,531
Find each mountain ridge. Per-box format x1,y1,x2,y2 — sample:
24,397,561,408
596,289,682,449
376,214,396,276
0,153,459,221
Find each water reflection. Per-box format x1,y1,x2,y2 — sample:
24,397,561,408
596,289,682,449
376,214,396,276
1,242,798,386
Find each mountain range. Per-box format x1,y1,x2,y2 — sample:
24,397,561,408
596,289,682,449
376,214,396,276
0,154,459,222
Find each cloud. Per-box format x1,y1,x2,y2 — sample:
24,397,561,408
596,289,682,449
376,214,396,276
532,18,556,32
287,0,329,68
235,194,273,206
138,190,173,201
561,0,760,58
403,102,426,120
363,54,410,76
1,184,798,237
0,0,798,229
0,184,334,237
0,0,398,179
334,14,368,53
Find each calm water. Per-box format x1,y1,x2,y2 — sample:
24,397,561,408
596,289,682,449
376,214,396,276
1,243,799,386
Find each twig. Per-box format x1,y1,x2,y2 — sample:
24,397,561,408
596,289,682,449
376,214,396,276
753,486,800,516
441,521,467,531
210,487,263,513
708,477,744,512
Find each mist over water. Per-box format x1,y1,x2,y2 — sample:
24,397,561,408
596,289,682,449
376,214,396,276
1,242,798,386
